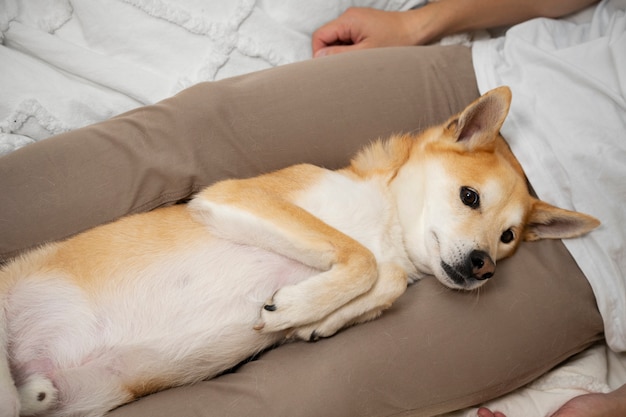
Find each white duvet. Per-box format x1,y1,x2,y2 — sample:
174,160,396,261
1,1,625,416
0,0,420,154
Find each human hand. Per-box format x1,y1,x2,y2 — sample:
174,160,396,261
312,7,437,58
312,1,601,58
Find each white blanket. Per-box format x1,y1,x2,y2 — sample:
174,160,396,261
0,0,420,154
1,1,625,416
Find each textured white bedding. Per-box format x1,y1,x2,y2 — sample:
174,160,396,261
0,0,421,154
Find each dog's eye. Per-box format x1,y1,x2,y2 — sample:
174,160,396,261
500,229,515,244
460,186,480,209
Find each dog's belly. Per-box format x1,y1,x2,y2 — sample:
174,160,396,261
8,239,318,389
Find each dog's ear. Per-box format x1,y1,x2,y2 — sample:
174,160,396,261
446,86,512,151
523,199,601,241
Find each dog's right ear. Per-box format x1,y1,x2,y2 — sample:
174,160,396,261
445,86,512,151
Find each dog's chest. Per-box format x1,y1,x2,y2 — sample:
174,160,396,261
294,171,411,270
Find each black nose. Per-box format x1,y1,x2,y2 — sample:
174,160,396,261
469,250,495,280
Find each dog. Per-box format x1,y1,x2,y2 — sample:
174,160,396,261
0,87,599,417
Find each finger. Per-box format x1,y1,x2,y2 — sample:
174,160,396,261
313,44,354,58
311,15,363,55
313,41,374,58
477,407,508,417
312,27,347,55
477,407,495,417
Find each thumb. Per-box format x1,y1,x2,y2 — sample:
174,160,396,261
313,43,366,58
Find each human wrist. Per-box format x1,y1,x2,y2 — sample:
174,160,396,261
402,2,455,45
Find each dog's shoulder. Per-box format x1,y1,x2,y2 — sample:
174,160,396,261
348,134,415,179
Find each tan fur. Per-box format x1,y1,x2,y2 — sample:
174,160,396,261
41,205,209,293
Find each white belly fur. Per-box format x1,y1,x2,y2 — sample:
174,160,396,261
7,239,318,388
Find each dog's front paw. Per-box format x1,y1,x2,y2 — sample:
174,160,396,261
287,308,384,342
253,286,318,333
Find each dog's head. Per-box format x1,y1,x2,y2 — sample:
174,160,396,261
393,86,600,290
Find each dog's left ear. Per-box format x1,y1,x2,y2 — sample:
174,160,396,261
446,86,512,151
524,199,601,241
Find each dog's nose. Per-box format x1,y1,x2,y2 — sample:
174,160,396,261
470,250,495,280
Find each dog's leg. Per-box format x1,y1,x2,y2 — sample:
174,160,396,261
46,347,169,417
51,368,131,417
289,262,408,341
188,166,379,332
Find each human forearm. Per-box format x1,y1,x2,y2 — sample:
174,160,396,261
312,0,599,57
407,0,600,44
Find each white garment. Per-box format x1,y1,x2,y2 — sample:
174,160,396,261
472,0,626,350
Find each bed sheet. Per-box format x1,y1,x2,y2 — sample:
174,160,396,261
0,0,420,154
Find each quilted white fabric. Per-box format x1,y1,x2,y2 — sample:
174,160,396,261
0,0,422,155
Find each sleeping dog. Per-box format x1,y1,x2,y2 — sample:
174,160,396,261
0,87,599,417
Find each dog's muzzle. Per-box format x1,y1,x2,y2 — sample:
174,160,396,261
441,250,495,288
